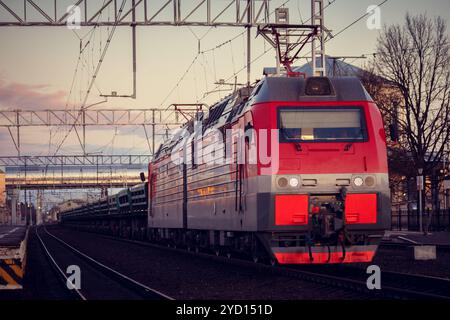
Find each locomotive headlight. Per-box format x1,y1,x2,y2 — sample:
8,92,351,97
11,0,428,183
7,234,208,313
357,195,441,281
353,176,364,187
277,177,288,188
277,176,300,188
365,176,376,187
289,177,299,187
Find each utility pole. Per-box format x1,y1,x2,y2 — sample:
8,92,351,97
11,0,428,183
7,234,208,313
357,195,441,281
24,158,28,225
442,105,449,210
28,191,32,226
328,55,366,76
36,189,43,225
99,0,137,100
82,108,86,155
274,7,289,75
132,0,137,98
10,190,17,225
417,168,424,233
311,0,326,76
152,109,155,156
16,111,20,157
246,0,251,86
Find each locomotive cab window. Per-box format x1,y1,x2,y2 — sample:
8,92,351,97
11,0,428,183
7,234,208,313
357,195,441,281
278,107,367,142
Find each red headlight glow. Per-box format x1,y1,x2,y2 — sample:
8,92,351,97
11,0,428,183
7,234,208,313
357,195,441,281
345,193,377,224
275,194,309,226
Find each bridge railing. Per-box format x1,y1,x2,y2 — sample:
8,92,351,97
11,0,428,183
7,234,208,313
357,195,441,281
5,176,143,189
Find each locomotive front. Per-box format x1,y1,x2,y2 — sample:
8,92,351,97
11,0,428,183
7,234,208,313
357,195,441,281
250,76,390,264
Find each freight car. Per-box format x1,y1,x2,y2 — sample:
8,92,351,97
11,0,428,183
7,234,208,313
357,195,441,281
62,183,148,239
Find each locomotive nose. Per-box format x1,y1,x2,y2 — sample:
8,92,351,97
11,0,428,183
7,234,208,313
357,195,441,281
271,174,387,230
265,171,388,264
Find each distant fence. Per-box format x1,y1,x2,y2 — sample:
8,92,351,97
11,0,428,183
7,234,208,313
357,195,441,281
391,209,450,231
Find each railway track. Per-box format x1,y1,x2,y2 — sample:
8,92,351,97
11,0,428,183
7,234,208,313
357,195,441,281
49,225,450,299
58,227,450,300
35,226,174,300
380,240,450,252
291,264,450,299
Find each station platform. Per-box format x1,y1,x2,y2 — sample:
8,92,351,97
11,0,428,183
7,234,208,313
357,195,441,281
384,230,450,246
0,225,28,290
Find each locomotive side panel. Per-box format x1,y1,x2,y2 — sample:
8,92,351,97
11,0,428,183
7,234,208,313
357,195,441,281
185,127,240,231
150,156,184,228
185,114,259,231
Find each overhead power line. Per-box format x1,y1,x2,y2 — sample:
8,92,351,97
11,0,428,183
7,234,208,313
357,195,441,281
53,0,128,156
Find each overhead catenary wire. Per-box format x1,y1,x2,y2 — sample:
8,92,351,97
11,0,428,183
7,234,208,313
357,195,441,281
44,0,111,184
333,0,389,39
159,53,201,110
298,0,390,62
193,55,199,101
200,0,336,95
36,1,302,162
158,0,293,111
51,0,110,156
70,0,353,156
52,0,128,156
201,54,210,94
142,125,153,154
156,0,296,133
50,0,344,162
198,46,274,103
53,2,124,155
297,0,305,24
355,40,450,60
230,41,237,75
201,0,393,103
158,30,244,110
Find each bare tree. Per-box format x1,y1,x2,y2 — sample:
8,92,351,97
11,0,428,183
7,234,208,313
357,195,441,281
358,63,416,211
372,14,450,231
358,64,402,139
375,14,449,177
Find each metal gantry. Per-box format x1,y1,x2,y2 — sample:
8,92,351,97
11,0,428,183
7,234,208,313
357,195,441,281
256,1,325,76
0,0,271,110
257,23,318,74
0,108,183,127
0,108,186,156
5,175,143,190
1,154,150,190
0,154,152,167
0,0,271,27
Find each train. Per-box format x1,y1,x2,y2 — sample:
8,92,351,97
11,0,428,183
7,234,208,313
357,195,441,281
61,74,391,264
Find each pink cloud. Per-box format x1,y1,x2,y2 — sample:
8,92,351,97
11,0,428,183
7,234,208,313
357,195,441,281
0,79,67,110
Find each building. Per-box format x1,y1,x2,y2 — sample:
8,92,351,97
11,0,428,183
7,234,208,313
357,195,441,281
0,169,6,224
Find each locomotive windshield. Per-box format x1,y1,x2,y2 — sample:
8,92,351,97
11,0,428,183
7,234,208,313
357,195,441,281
278,107,367,142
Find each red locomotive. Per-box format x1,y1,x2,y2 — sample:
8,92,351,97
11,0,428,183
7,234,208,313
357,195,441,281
147,75,390,264
61,74,390,265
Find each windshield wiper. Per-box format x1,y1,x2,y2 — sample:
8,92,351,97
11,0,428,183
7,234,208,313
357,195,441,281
294,142,302,151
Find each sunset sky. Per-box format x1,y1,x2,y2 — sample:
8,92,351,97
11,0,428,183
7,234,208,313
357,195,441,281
0,0,449,157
